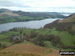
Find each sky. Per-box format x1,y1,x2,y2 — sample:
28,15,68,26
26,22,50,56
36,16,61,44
0,0,75,12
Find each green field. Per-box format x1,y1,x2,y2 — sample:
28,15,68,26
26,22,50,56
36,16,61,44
0,28,75,50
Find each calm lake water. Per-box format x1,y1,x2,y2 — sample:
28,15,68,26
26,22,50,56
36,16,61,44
0,18,60,32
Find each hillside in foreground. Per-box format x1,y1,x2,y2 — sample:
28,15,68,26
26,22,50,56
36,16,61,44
0,43,59,56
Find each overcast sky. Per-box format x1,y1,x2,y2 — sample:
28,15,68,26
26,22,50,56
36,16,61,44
0,0,75,12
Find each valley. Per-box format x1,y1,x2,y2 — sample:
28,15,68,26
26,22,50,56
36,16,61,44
0,9,75,56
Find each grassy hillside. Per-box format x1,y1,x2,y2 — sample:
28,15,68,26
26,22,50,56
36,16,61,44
0,28,75,50
44,13,75,34
0,28,75,56
0,43,59,56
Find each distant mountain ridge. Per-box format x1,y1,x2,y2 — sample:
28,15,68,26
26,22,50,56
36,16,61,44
0,8,66,24
0,8,66,18
0,9,20,17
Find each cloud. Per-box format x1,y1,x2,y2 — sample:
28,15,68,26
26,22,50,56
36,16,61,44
0,0,75,12
27,0,75,7
0,0,75,8
0,0,30,7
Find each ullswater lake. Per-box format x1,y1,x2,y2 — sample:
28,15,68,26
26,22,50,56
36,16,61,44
0,18,61,32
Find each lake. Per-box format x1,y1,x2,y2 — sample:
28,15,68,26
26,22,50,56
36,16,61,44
0,18,60,32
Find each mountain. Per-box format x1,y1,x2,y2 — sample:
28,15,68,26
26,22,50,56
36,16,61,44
13,11,65,18
0,9,66,24
0,9,66,17
0,9,20,17
0,9,11,13
44,13,75,34
44,13,75,49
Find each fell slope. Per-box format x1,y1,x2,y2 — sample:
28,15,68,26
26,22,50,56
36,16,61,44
0,43,59,56
44,13,75,33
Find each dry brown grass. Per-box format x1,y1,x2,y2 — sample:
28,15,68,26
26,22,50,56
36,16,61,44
0,44,59,56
